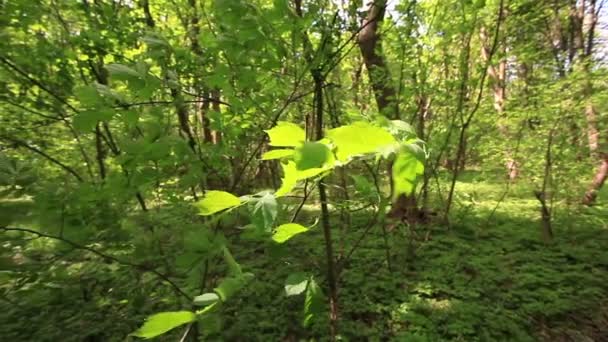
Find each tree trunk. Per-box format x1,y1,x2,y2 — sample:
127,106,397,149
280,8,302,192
480,26,517,179
358,0,420,223
583,154,608,205
357,0,397,119
578,0,605,204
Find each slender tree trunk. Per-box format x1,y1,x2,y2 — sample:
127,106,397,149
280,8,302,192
94,123,106,180
480,25,517,179
210,88,222,144
357,0,397,119
583,153,608,205
582,0,599,157
358,0,420,223
314,72,339,340
578,0,605,204
198,89,214,143
292,1,339,337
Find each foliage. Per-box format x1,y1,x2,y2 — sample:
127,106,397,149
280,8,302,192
0,0,607,341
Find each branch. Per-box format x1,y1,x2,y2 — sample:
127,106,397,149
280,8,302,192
0,135,84,182
1,226,192,301
464,0,506,127
0,56,79,113
2,99,64,121
116,98,231,109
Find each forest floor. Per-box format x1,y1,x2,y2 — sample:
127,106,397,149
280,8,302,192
2,172,607,341
219,172,608,341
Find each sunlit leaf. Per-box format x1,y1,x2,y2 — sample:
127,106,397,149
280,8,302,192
261,149,294,160
272,223,308,243
296,167,328,180
265,122,305,147
276,161,298,197
196,191,243,216
327,122,396,162
131,311,196,339
392,148,424,199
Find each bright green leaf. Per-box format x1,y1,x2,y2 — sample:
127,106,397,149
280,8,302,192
392,149,424,199
131,311,196,339
265,122,305,147
196,191,243,216
327,122,396,162
296,167,328,180
272,223,308,243
261,149,294,160
276,161,297,197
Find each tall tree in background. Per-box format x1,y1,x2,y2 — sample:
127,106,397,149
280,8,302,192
358,0,421,222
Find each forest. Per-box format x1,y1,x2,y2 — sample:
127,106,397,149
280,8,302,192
1,0,607,340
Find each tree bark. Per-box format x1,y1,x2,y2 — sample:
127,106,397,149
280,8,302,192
583,153,608,205
358,0,420,223
578,0,605,204
357,0,397,119
581,0,599,157
480,26,517,179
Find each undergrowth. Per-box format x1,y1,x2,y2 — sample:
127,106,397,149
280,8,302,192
1,173,607,341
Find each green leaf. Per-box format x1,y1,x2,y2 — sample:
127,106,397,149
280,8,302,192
351,174,378,201
386,119,416,139
303,277,325,327
285,272,309,296
272,223,308,243
196,191,243,216
327,122,396,162
276,161,298,197
214,273,254,301
250,191,278,232
265,122,305,147
261,149,294,160
131,311,196,339
392,148,424,199
295,167,328,180
72,109,115,132
293,142,333,171
106,63,142,79
222,246,242,276
195,302,218,315
193,293,220,306
142,34,171,49
74,85,103,107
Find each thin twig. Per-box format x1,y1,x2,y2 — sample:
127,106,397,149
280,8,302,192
1,226,191,300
